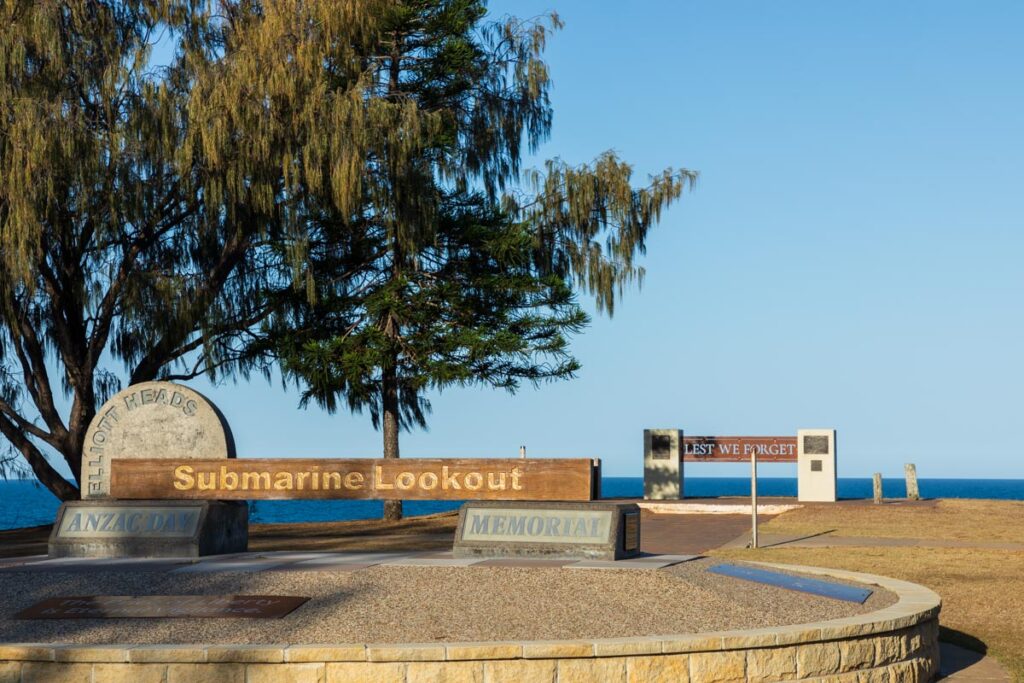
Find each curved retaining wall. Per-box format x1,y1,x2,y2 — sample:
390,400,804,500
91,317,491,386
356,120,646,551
0,562,941,682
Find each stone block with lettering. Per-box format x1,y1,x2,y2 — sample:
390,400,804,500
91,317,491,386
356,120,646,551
453,501,641,560
48,499,247,558
82,381,235,499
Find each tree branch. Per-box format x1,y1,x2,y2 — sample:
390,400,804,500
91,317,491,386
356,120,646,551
0,413,78,501
3,294,69,440
129,228,252,384
0,397,59,447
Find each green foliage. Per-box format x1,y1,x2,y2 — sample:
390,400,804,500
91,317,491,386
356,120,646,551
268,193,589,430
0,0,240,499
256,1,695,523
0,0,694,505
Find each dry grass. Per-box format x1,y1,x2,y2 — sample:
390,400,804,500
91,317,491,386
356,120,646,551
713,500,1024,681
762,499,1024,543
248,511,458,551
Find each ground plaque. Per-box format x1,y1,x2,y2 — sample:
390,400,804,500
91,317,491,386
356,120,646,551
16,595,308,619
709,564,872,603
453,501,641,560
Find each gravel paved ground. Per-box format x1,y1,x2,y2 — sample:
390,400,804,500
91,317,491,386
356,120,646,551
0,558,896,644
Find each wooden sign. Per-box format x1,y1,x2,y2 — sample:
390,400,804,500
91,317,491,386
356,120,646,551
15,595,309,619
110,458,596,501
683,437,798,463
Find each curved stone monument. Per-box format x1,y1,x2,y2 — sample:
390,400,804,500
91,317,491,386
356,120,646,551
50,381,246,558
82,381,235,499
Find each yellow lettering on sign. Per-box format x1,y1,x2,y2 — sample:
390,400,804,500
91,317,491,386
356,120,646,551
173,465,195,490
442,466,460,490
242,472,270,490
118,459,586,500
220,465,238,490
374,465,393,490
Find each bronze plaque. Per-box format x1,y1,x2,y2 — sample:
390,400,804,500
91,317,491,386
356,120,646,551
15,595,309,619
803,435,830,455
650,434,673,460
683,436,798,463
623,512,640,551
110,458,595,502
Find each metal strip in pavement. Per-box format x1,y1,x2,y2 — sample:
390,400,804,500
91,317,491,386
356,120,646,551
709,563,873,603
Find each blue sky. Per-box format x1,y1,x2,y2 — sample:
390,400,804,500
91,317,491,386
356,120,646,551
56,2,1024,480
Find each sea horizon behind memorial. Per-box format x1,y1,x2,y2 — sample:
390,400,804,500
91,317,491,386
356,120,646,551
3,476,1023,530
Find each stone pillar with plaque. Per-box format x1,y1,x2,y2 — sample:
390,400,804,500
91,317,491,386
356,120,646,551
797,428,837,502
49,381,248,558
643,428,684,500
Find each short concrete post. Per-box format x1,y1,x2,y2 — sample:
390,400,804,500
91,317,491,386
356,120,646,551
873,473,883,504
905,463,920,500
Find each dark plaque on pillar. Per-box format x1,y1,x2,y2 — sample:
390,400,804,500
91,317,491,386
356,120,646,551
803,435,830,455
651,434,672,460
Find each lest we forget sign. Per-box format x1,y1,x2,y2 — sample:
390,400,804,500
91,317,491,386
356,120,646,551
644,428,837,503
52,380,608,559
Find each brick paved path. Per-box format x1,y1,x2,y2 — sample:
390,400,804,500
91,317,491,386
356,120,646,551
640,511,770,555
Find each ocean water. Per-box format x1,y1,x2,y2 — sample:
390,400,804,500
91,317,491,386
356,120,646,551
1,477,1022,531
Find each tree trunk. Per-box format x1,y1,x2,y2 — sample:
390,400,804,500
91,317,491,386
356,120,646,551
381,357,403,521
0,414,79,500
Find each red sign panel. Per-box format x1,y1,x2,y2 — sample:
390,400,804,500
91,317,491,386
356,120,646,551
683,436,798,463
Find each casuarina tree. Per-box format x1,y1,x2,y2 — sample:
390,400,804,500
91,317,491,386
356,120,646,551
0,1,693,513
0,0,423,499
256,1,696,520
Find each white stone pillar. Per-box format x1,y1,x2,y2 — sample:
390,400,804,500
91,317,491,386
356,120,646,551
797,428,837,502
643,429,684,500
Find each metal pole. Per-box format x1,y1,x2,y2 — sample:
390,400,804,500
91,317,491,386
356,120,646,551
751,448,759,549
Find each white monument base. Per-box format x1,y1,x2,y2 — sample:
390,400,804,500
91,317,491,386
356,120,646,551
797,428,837,502
643,429,684,499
